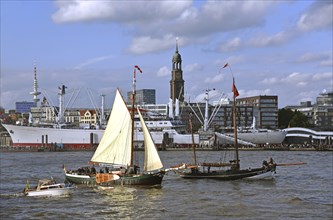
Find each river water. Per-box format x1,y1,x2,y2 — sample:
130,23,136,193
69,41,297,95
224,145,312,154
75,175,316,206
0,150,332,219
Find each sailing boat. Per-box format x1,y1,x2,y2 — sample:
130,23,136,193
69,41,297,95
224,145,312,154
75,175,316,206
172,77,277,180
65,67,164,186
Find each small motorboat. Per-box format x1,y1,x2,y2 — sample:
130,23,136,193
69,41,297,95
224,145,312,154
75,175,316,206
23,178,75,197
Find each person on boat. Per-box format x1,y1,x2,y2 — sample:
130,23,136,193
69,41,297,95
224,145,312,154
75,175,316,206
268,157,276,166
262,160,268,167
127,167,135,174
119,167,127,175
230,160,240,170
134,165,140,174
191,167,198,174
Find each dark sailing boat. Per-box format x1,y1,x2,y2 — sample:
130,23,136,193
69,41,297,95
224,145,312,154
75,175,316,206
173,77,277,180
65,66,165,185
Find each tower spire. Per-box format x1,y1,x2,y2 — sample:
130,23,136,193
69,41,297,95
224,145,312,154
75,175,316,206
30,63,41,106
176,37,179,53
170,38,184,102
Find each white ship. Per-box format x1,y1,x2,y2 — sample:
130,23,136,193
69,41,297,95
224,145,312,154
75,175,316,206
2,120,198,150
224,128,287,145
226,117,287,145
2,68,198,149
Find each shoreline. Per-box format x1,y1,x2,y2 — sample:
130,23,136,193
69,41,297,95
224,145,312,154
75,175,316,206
1,146,332,152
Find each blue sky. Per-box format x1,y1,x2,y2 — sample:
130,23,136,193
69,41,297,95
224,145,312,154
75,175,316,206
1,0,332,110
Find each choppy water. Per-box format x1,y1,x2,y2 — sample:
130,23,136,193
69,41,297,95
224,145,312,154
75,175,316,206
0,150,332,219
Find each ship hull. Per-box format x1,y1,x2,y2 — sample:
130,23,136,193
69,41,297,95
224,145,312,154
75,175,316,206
2,124,198,149
216,130,287,145
100,173,164,186
65,172,164,186
65,173,97,185
236,131,287,144
178,166,276,180
2,124,104,149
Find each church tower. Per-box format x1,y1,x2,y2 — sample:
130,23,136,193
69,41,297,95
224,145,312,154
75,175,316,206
170,40,185,102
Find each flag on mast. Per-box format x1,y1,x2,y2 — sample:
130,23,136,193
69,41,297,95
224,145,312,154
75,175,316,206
134,65,142,73
232,77,239,97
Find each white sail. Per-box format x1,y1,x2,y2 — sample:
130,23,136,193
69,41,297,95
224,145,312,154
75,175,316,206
137,107,163,171
168,98,174,119
90,89,132,166
175,99,180,117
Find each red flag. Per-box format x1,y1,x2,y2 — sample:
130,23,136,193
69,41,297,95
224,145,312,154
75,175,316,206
232,77,239,97
223,63,229,68
134,65,142,73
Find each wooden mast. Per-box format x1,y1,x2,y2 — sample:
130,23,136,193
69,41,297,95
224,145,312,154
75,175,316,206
189,113,197,165
233,79,240,170
130,67,137,167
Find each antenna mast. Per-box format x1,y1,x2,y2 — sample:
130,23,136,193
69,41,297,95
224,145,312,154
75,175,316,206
30,64,41,106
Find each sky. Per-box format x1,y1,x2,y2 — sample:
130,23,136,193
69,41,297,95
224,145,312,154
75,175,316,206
1,0,332,110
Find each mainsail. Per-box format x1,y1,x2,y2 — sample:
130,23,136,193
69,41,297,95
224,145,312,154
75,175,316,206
138,107,163,171
90,89,132,166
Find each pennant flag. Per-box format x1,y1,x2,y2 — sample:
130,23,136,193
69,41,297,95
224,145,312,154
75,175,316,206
223,63,229,68
232,77,239,97
134,65,142,73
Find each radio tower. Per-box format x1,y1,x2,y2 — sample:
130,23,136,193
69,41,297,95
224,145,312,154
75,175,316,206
30,64,41,106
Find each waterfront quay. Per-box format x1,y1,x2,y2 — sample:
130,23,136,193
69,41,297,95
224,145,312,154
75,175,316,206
1,143,332,152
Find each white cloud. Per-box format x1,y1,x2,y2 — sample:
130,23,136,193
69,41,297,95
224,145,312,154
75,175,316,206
261,77,279,85
52,1,192,24
297,1,333,32
214,56,245,68
281,72,309,84
192,89,223,103
259,71,332,101
227,89,273,99
204,74,224,84
320,59,333,67
247,31,295,47
312,72,333,81
157,66,170,77
297,52,331,63
261,72,313,86
128,35,177,54
218,38,242,52
52,1,276,54
73,56,113,70
184,63,203,72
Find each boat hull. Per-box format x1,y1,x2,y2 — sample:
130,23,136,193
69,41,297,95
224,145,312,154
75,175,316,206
100,173,164,186
24,183,75,197
65,173,96,185
25,188,73,197
178,166,276,180
65,172,164,186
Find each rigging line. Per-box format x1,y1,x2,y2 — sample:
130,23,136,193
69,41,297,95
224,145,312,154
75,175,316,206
63,88,74,110
188,104,203,125
86,88,101,120
208,103,219,126
71,87,81,108
207,93,225,126
41,89,55,110
64,88,78,110
89,88,100,112
196,103,204,123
